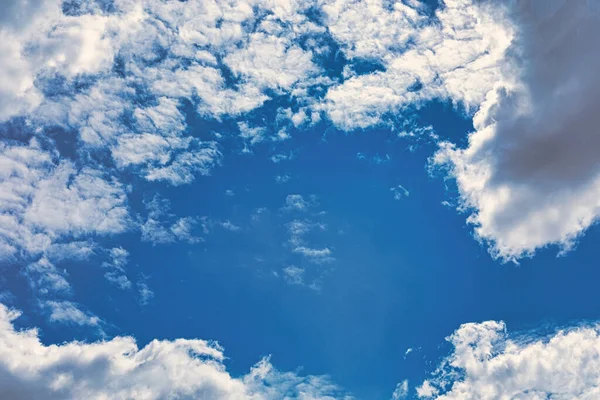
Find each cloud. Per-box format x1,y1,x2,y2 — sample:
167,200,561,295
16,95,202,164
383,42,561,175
271,153,294,163
293,246,334,264
220,220,242,232
433,0,600,259
25,258,71,296
0,140,130,260
42,300,101,327
283,266,305,285
0,303,350,400
392,380,409,400
286,219,334,264
275,174,291,184
137,281,154,306
390,185,410,200
140,195,203,245
102,247,131,290
283,194,315,212
321,0,512,130
417,318,600,399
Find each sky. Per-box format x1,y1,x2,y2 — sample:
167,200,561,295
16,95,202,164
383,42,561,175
2,0,600,399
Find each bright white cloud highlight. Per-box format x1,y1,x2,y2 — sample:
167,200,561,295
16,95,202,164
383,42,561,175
322,0,513,130
0,303,349,400
418,319,600,399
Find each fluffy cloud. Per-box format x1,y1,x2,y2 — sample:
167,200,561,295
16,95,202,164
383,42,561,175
322,0,513,130
1,0,321,190
418,319,600,399
433,0,600,259
0,140,130,261
0,303,350,400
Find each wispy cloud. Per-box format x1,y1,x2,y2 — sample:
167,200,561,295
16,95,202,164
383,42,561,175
390,185,410,200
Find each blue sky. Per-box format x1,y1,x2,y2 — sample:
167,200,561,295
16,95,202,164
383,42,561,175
3,0,600,399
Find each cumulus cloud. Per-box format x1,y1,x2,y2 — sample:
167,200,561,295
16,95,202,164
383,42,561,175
1,0,323,191
433,0,600,259
418,318,600,399
0,140,130,261
0,303,350,400
322,0,513,130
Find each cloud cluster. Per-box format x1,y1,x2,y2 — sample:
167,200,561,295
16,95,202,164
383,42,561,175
321,0,513,130
418,319,600,399
0,139,130,261
284,195,335,265
3,0,597,262
434,0,600,259
0,303,349,400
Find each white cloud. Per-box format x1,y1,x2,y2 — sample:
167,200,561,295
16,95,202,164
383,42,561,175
390,185,410,200
433,0,600,259
224,31,319,93
220,220,242,232
286,219,334,264
0,0,322,191
284,194,314,212
283,266,305,286
392,380,409,400
239,121,268,149
275,174,291,184
0,303,350,400
137,281,154,306
25,258,70,296
0,140,130,260
417,318,600,399
103,247,131,290
139,195,204,245
293,247,334,264
271,153,294,163
322,0,513,130
42,300,101,327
